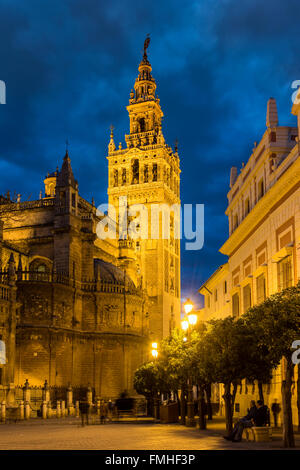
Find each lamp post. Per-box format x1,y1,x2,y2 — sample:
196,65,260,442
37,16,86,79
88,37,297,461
181,298,197,427
151,342,160,420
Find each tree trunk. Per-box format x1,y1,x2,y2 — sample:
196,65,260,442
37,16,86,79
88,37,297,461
180,386,186,425
198,384,206,430
223,382,233,434
281,357,295,448
154,395,160,421
258,381,264,403
231,382,238,421
205,384,213,420
147,396,153,417
297,365,300,432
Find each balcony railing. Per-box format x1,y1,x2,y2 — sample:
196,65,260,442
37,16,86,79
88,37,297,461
0,198,55,213
14,270,140,295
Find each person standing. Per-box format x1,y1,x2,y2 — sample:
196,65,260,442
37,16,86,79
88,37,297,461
271,399,281,427
79,398,90,427
107,399,114,422
100,400,107,424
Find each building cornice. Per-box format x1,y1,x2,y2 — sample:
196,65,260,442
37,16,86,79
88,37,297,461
220,156,300,257
198,263,228,293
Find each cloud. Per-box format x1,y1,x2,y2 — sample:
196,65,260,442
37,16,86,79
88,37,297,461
0,0,299,302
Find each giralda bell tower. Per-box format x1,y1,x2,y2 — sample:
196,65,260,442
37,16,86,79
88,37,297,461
107,37,181,340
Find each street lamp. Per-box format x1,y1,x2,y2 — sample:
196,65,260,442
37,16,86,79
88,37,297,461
151,342,158,359
183,298,193,315
150,342,159,421
181,319,189,331
181,298,197,427
188,313,197,326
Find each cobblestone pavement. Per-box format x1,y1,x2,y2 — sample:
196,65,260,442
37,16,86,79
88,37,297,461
0,418,294,450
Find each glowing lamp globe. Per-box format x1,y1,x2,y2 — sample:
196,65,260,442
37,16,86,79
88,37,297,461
183,298,193,315
181,319,189,331
188,313,198,326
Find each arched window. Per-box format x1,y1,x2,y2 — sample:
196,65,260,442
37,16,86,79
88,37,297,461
0,340,6,365
232,293,240,317
138,118,145,132
152,163,157,182
113,169,118,187
258,178,264,200
144,164,149,183
37,264,46,273
244,198,250,216
122,168,127,185
60,191,66,206
29,259,50,280
233,214,238,230
131,159,139,184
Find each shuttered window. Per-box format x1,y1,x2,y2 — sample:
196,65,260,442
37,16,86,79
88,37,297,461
232,293,240,318
243,284,252,313
277,256,293,291
256,274,266,304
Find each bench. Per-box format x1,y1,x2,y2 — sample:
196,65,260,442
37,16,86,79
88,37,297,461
243,426,272,442
115,397,136,419
116,409,136,419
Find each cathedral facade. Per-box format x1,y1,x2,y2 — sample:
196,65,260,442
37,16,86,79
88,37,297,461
0,41,181,399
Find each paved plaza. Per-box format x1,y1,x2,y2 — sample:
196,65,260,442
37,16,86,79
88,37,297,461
0,417,296,450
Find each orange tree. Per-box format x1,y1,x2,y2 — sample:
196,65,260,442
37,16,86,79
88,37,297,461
243,282,300,448
159,328,196,424
202,317,250,434
159,325,212,428
133,360,173,398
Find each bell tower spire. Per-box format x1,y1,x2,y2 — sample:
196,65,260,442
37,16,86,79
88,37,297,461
126,36,164,147
107,38,181,339
130,35,157,105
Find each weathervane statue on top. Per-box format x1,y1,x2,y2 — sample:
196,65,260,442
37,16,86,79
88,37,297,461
143,34,150,59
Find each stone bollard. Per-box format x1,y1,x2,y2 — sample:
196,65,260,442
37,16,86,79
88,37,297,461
75,400,80,418
42,401,48,419
25,401,31,420
68,403,75,416
47,402,52,418
19,401,24,420
1,401,6,423
61,400,66,418
56,401,61,418
67,383,73,414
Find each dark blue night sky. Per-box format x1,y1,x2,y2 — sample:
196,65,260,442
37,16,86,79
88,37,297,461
0,0,299,307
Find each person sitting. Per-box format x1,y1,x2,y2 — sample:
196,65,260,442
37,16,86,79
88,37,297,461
223,400,257,442
253,400,270,427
